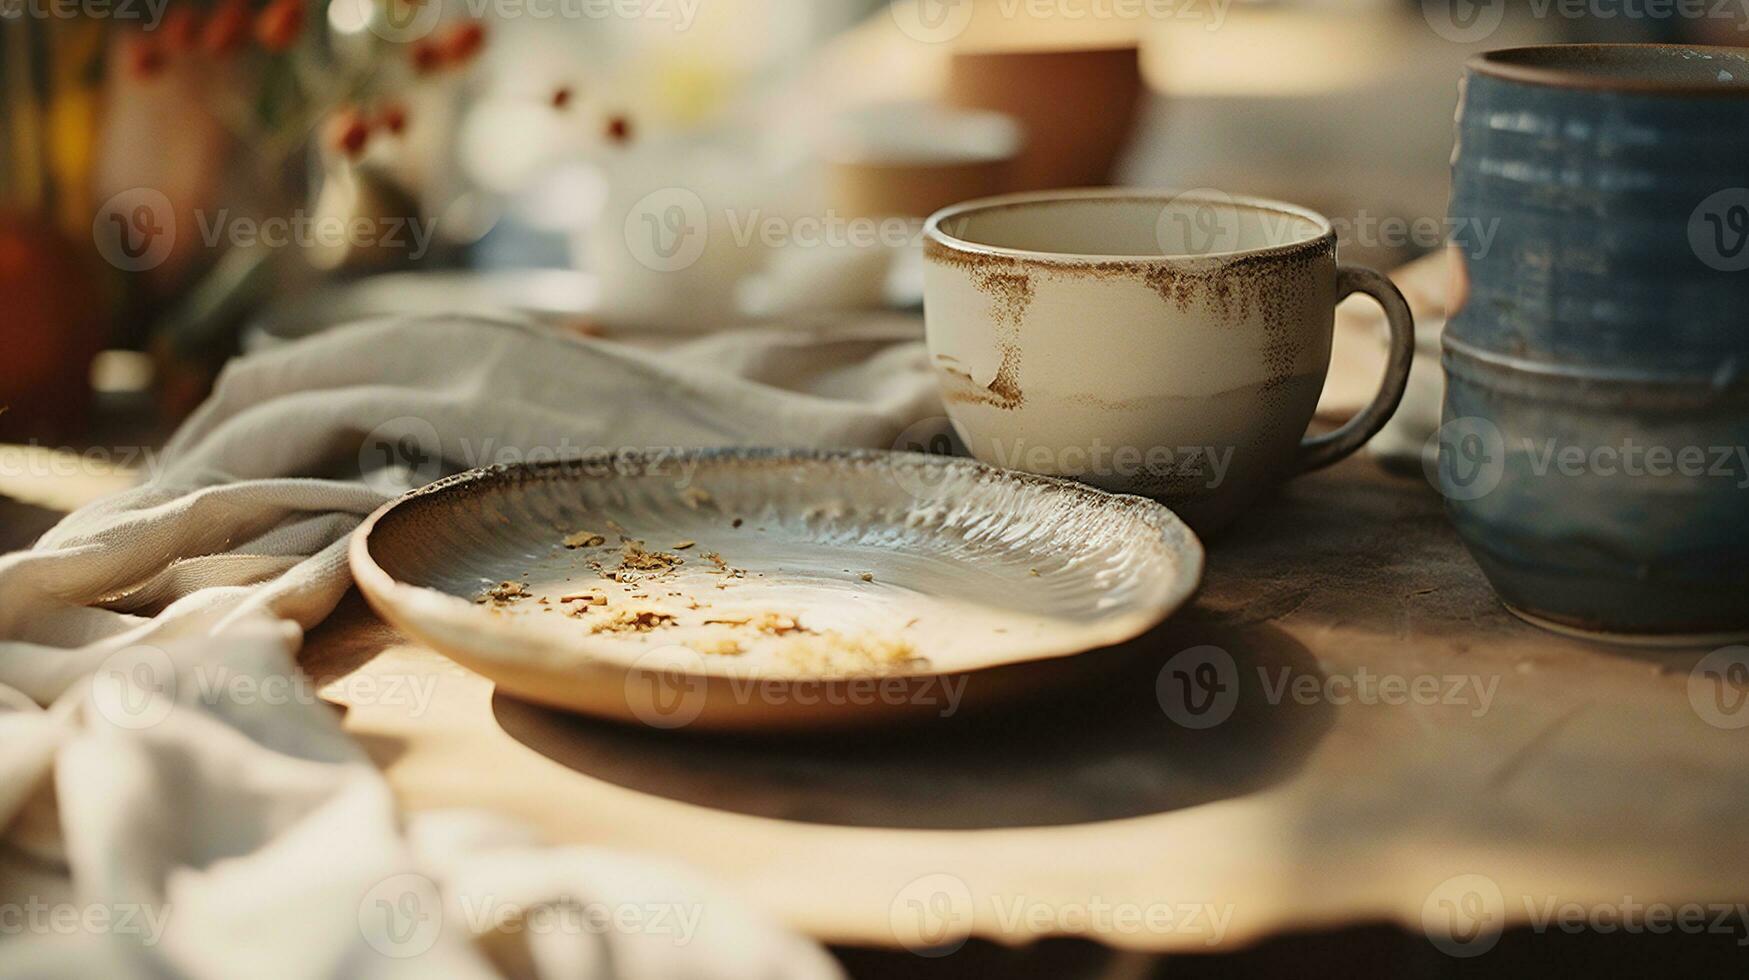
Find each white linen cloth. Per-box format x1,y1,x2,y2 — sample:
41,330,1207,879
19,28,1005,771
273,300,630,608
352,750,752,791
0,313,937,978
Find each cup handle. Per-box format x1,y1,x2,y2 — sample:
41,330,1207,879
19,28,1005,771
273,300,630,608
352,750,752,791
1295,265,1416,475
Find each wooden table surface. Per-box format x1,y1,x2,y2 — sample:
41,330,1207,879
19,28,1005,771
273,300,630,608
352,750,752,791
6,283,1743,968
295,455,1749,960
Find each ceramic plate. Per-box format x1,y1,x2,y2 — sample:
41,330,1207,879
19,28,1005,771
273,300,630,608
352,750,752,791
349,449,1202,730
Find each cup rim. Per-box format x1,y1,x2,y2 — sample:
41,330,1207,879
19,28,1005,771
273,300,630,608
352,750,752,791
1467,44,1749,98
922,187,1336,265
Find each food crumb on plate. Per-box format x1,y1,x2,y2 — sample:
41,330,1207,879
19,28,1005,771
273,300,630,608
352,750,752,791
477,581,531,606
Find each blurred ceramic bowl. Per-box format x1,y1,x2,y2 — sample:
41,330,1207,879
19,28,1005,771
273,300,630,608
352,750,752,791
945,44,1143,191
820,103,1022,220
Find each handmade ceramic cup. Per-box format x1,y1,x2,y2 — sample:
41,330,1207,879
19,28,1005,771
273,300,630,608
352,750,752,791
922,188,1415,532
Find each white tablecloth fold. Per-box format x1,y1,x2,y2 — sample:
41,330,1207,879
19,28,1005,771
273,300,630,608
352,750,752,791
0,313,936,978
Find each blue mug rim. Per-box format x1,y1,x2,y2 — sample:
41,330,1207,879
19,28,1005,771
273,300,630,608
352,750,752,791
1469,44,1749,98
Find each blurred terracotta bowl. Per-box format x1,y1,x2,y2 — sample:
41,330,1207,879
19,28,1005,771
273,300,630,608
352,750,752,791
946,44,1144,191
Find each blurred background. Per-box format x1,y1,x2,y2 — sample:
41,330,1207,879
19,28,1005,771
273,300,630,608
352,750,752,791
2,0,1743,450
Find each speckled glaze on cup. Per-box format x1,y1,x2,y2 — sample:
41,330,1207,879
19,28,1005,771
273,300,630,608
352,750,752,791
922,188,1415,532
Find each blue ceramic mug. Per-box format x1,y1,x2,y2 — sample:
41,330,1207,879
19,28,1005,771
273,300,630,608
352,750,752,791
1441,45,1749,642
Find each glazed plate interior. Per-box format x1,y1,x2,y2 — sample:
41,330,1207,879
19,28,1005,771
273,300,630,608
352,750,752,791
349,449,1204,730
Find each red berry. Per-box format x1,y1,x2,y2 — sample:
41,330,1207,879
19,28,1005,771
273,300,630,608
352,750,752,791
127,36,166,78
377,103,408,135
161,7,201,53
550,86,572,110
440,21,484,65
201,0,249,57
328,109,371,159
255,0,305,53
410,39,443,74
604,114,631,144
